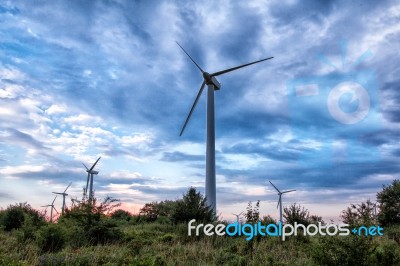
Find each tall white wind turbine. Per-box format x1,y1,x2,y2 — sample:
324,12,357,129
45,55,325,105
269,181,296,224
82,156,101,202
52,182,72,215
177,42,273,213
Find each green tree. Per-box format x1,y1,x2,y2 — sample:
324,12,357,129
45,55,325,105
340,200,375,226
171,187,214,224
139,202,159,222
111,209,132,221
245,200,260,224
157,200,178,218
377,179,400,226
283,203,310,225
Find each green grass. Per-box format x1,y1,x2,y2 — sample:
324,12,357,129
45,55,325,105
0,223,399,265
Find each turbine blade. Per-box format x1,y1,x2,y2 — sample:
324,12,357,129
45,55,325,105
276,199,280,209
82,163,89,171
179,80,206,136
89,157,101,172
176,41,204,73
269,181,280,193
211,57,273,76
282,189,296,194
64,182,72,193
53,207,59,214
52,196,57,205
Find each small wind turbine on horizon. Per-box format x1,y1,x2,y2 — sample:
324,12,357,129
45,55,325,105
71,197,81,208
82,157,101,202
41,196,59,223
373,201,378,218
232,211,243,224
177,41,273,213
269,181,296,224
52,182,72,215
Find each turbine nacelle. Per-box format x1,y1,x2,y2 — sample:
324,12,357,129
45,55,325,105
203,72,221,90
87,170,99,175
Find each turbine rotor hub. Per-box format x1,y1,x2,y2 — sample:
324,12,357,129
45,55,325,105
203,72,221,90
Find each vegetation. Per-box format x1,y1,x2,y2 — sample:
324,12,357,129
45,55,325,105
0,182,399,265
378,179,400,226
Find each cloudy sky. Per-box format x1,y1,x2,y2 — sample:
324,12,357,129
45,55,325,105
0,0,399,222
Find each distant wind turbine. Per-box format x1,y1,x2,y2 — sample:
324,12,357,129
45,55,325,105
177,42,273,213
41,196,59,223
82,156,101,202
269,181,296,224
373,201,378,218
52,182,72,215
71,197,81,208
232,211,243,224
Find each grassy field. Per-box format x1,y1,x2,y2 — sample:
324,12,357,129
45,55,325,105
0,219,399,266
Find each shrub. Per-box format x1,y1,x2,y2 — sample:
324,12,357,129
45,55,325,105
369,238,400,265
311,234,373,266
86,220,123,245
110,209,132,221
35,224,66,253
0,202,46,232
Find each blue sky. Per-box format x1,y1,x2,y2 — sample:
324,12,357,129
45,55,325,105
0,0,399,222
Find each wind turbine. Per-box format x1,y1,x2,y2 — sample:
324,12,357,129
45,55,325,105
41,196,59,223
52,182,72,215
269,181,296,224
82,156,101,202
71,197,81,208
373,201,378,219
177,42,273,213
232,211,243,224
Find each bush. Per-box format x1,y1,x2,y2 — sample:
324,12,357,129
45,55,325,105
110,209,132,221
312,235,374,265
369,238,400,265
1,205,25,231
86,220,123,245
35,224,66,253
0,202,46,232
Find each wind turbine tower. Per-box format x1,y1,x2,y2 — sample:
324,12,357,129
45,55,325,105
52,182,72,215
41,196,59,223
177,42,273,213
269,181,296,224
82,157,101,202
